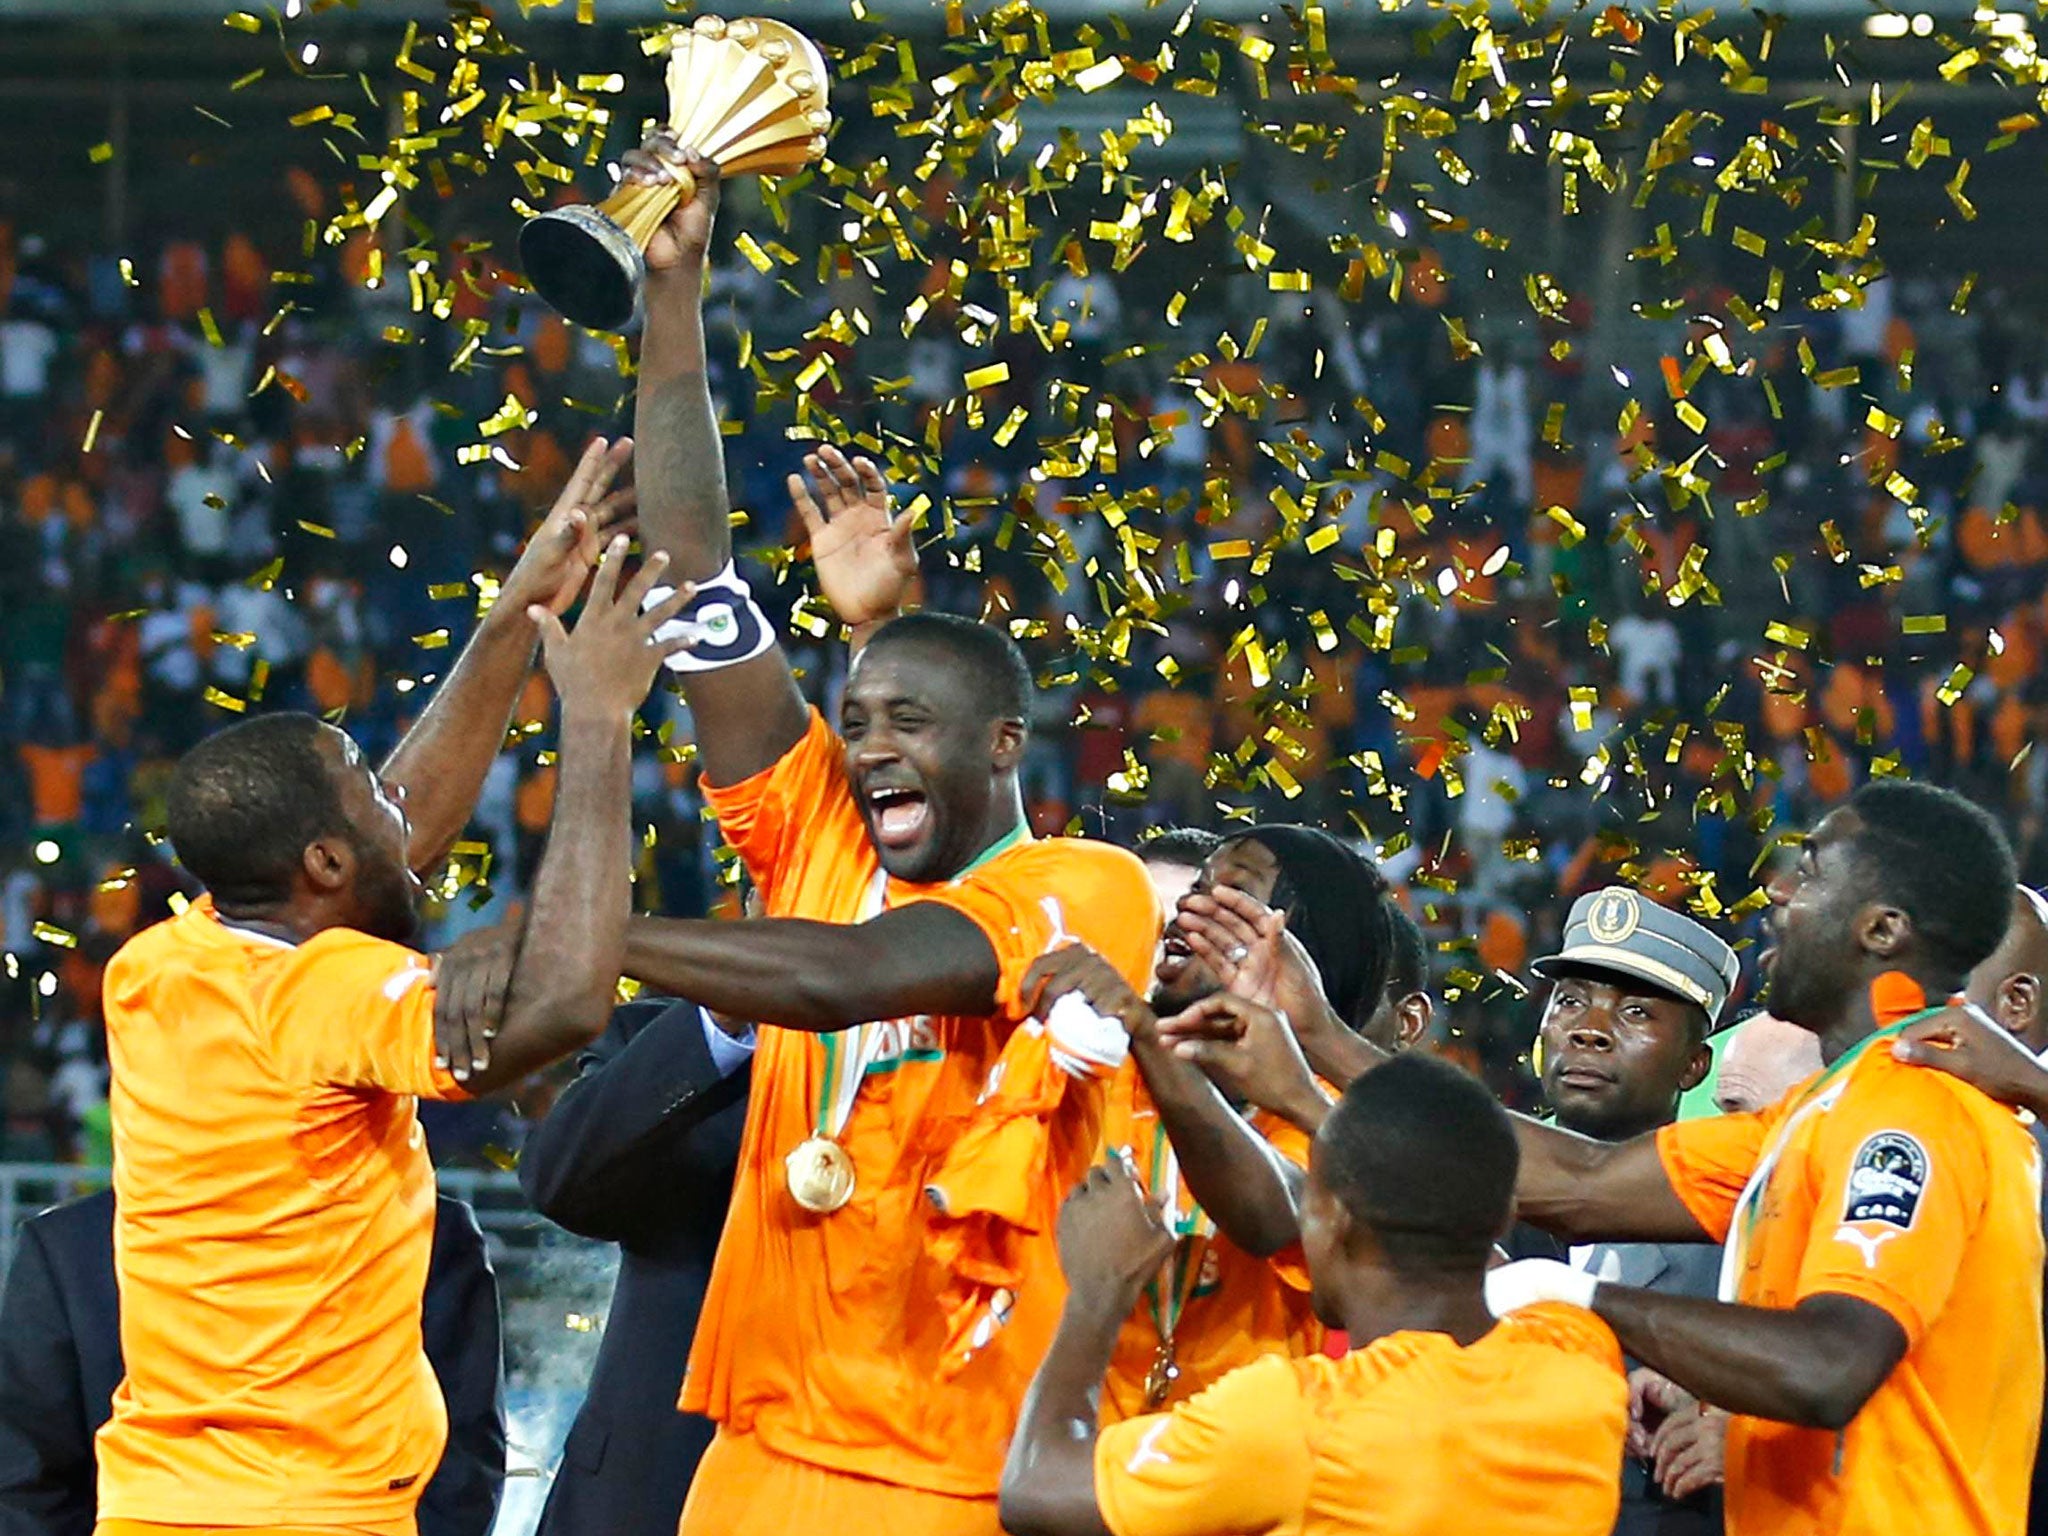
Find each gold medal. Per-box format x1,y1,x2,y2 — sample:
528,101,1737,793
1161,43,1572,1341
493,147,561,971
785,1135,856,1213
1143,1342,1181,1410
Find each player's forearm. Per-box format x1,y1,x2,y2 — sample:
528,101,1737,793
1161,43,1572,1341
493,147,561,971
1510,1120,1709,1244
1131,1032,1304,1258
635,262,729,579
1592,1288,1905,1430
999,1294,1121,1536
490,706,634,1076
1299,1013,1385,1092
622,908,999,1030
381,604,535,875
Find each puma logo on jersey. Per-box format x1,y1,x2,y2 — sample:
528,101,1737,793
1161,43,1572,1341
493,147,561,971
381,964,431,1002
1125,1417,1174,1473
1834,1224,1903,1269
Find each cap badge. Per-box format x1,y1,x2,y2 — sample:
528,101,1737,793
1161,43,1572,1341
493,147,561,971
1587,889,1642,945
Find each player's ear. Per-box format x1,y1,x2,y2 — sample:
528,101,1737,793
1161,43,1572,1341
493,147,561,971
1855,901,1910,961
302,834,353,895
989,714,1026,772
1395,992,1435,1049
1999,972,2041,1038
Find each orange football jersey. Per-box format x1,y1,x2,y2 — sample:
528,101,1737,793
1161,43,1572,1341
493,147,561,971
1657,1016,2044,1536
97,898,464,1527
1094,1302,1627,1536
687,709,1161,1496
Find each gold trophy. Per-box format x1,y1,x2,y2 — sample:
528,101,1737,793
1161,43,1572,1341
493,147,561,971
519,15,831,332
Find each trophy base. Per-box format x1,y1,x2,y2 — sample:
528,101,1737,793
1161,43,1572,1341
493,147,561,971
519,206,648,333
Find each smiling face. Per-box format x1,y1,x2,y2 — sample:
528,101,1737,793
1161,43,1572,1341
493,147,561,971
323,728,424,945
1538,968,1709,1141
1152,836,1284,1011
839,641,1021,883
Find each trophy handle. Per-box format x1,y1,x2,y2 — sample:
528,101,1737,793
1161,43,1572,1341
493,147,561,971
596,169,700,249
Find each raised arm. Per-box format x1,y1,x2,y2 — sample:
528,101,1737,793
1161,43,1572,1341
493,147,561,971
1001,1160,1170,1536
1026,947,1307,1259
452,543,695,1095
382,437,634,873
625,134,807,785
622,900,1002,1030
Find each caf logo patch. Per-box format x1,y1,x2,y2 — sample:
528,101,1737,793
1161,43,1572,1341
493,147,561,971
1842,1131,1928,1231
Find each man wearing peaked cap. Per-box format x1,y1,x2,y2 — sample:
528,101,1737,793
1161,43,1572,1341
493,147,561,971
1530,886,1738,1536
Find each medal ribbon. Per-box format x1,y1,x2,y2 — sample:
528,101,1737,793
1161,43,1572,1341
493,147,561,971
807,824,1034,1144
1716,1004,1941,1300
1142,1120,1216,1349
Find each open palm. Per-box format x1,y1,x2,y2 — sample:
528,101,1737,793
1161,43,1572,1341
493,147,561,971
790,445,918,627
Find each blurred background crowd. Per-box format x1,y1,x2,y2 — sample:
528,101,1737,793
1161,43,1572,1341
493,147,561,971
11,196,2048,1162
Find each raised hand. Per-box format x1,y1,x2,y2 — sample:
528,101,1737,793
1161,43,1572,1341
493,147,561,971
619,131,722,272
1152,992,1329,1129
499,435,637,619
1055,1154,1175,1313
531,537,696,720
1892,1000,2048,1113
790,445,918,628
1177,884,1329,1028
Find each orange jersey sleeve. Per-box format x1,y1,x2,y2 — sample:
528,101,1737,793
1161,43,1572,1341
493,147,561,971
1655,1107,1774,1243
262,928,464,1100
908,837,1162,1020
1790,1070,1993,1344
1095,1354,1315,1536
701,709,868,911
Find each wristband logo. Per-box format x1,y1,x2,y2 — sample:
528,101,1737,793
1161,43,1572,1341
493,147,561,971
672,584,766,664
645,576,777,674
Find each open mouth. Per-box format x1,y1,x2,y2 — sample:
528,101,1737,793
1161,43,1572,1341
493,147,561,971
865,784,930,850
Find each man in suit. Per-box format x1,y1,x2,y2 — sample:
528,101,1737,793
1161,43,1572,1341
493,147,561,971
0,1190,504,1536
1531,887,1739,1536
518,995,751,1536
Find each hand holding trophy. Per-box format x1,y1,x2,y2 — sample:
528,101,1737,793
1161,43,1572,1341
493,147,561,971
519,15,831,333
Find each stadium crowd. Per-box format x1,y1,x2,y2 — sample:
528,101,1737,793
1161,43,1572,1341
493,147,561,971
11,153,2048,1159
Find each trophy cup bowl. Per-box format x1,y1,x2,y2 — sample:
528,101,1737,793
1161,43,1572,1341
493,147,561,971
519,15,832,333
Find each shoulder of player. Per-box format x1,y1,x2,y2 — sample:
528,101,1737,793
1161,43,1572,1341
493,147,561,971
1491,1302,1626,1372
277,924,431,994
1855,1044,2023,1142
979,834,1150,887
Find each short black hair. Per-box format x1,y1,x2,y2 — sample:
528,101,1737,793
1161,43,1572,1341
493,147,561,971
1318,1052,1517,1274
1845,780,2016,987
166,713,351,907
1139,827,1222,870
863,611,1033,724
1383,898,1428,1001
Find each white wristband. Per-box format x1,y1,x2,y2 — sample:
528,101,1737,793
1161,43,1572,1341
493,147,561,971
643,560,775,673
1484,1257,1601,1318
1044,991,1130,1080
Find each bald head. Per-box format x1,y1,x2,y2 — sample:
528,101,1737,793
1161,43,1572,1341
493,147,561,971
1714,1012,1823,1116
1964,886,2048,1054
